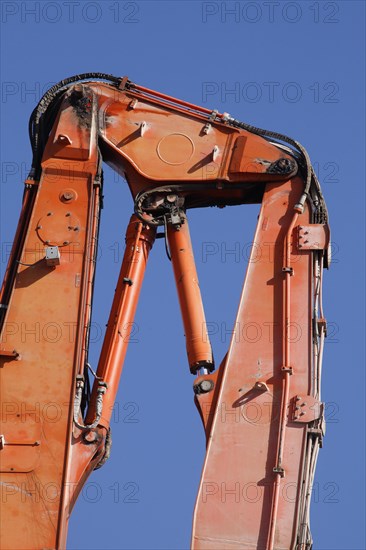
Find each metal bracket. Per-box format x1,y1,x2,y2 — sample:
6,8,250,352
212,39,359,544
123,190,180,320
211,145,219,162
138,121,147,137
317,317,327,337
281,366,293,375
45,246,60,267
291,395,323,423
202,122,211,135
297,224,329,250
308,426,324,447
128,98,138,110
164,195,185,229
118,76,129,90
273,466,285,478
253,381,269,392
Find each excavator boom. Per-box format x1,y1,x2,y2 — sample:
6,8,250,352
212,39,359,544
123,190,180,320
0,74,330,549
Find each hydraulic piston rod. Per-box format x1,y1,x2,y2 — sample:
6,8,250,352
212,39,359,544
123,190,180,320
166,214,214,374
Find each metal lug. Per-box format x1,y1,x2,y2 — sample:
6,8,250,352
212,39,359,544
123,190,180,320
254,381,269,392
139,121,147,136
128,98,138,110
202,123,211,135
212,145,219,161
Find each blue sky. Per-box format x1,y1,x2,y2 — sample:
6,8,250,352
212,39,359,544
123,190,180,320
1,1,365,549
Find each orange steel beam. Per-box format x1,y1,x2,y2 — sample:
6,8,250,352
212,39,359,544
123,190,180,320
191,179,325,549
0,75,330,549
0,85,104,549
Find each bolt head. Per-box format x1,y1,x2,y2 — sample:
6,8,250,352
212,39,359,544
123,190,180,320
200,380,213,392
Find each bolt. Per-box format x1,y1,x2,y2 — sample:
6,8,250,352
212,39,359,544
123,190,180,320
200,380,213,392
37,225,42,230
194,379,214,395
65,212,71,217
63,241,69,246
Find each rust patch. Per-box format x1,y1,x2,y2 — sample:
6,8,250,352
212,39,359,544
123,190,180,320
69,90,93,128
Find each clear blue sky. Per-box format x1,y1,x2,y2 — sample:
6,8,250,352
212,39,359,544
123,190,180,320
1,1,365,549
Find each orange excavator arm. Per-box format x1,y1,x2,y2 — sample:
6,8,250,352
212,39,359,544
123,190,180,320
0,74,330,550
